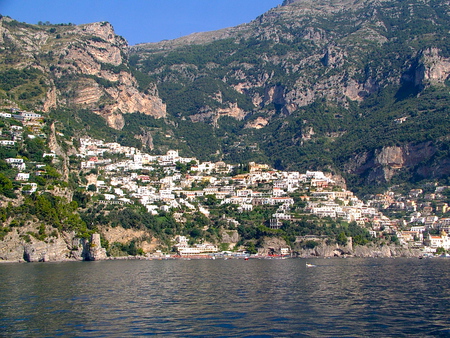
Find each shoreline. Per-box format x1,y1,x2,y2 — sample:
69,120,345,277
1,253,445,264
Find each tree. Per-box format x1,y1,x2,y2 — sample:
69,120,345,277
246,242,258,254
23,138,46,161
204,194,218,206
44,165,61,179
73,190,91,208
189,228,203,239
303,240,319,249
336,232,348,246
435,247,446,255
0,160,10,171
0,174,15,198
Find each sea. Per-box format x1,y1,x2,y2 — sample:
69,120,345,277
0,257,449,337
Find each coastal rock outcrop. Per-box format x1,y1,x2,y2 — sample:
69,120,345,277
258,237,289,255
85,233,107,261
293,242,422,258
220,229,240,250
352,244,422,258
0,224,108,262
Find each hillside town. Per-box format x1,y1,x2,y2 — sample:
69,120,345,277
1,111,450,256
76,137,450,254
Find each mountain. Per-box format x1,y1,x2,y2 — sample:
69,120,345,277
1,1,449,261
0,17,166,129
2,0,450,193
129,0,450,193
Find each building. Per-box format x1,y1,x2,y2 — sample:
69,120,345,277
15,173,30,181
173,235,218,256
6,158,25,170
0,140,15,146
425,231,450,250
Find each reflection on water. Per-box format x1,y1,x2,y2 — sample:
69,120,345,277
0,258,449,337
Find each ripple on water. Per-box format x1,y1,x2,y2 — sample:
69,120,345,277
0,258,449,337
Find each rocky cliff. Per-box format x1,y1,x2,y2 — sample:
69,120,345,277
293,238,422,258
294,244,422,258
0,210,167,261
0,223,108,262
132,0,450,122
345,141,450,185
0,17,166,129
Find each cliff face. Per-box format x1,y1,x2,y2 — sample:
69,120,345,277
6,1,449,127
0,224,106,262
132,0,448,123
293,241,422,258
0,18,166,129
0,211,164,262
415,48,450,87
345,141,450,184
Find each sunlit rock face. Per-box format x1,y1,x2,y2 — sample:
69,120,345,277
0,18,166,129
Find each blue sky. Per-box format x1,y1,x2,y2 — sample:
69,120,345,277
0,0,282,45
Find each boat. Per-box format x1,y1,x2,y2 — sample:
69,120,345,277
306,263,316,267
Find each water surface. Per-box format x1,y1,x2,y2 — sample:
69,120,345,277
1,258,449,337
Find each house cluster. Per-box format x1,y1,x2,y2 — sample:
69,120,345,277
74,137,450,254
1,109,46,144
78,138,339,219
0,109,43,132
364,188,450,252
1,109,50,192
305,179,380,222
3,121,450,255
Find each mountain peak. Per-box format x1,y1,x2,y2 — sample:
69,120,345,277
281,0,385,12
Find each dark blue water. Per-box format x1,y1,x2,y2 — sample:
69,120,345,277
0,258,449,337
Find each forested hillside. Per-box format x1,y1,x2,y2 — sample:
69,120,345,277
128,0,450,193
2,0,450,192
1,0,450,261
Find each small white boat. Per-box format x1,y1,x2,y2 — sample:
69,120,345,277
306,263,316,268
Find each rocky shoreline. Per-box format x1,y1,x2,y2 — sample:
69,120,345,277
0,228,424,263
0,230,107,263
0,244,424,263
293,244,423,258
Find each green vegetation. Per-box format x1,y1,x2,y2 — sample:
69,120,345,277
118,0,450,194
1,193,90,237
0,68,42,91
1,0,450,259
0,173,15,198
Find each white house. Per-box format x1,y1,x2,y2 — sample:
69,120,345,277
146,204,159,215
16,173,30,181
6,158,25,170
426,232,450,250
0,140,15,146
22,182,37,194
